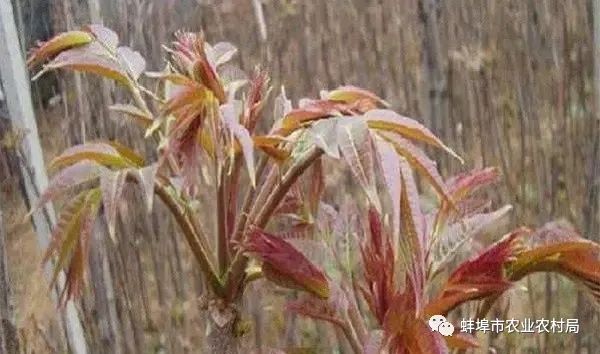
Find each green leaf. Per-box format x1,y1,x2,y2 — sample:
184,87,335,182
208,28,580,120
60,188,102,303
43,191,88,266
49,142,135,171
44,188,101,291
104,141,145,168
27,31,93,67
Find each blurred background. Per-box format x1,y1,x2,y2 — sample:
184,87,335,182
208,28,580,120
0,0,599,353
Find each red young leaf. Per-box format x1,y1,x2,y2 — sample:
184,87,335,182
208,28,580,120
243,70,269,132
399,158,425,249
324,85,389,109
169,31,226,103
279,99,362,134
399,157,426,300
509,221,600,304
382,279,449,354
170,31,228,103
388,321,448,354
425,229,524,317
278,86,389,134
383,279,419,337
160,79,214,193
433,167,500,238
360,207,396,325
161,79,210,117
446,167,500,202
444,331,480,350
104,141,145,168
286,284,348,327
286,296,344,327
244,228,330,299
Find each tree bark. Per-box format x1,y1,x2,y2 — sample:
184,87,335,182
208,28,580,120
0,210,18,354
88,219,123,354
205,303,241,354
419,0,446,148
577,1,600,353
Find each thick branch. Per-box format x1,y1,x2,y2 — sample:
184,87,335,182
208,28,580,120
231,156,268,243
223,146,323,301
254,146,323,228
154,180,224,296
217,169,229,274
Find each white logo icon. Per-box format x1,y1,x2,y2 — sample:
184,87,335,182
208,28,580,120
428,315,454,336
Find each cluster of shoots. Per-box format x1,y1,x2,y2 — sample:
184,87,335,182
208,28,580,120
25,25,600,353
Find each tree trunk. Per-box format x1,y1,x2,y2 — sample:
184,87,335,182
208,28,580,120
88,219,123,354
0,210,18,354
577,1,600,353
0,1,88,353
205,303,241,354
419,0,447,166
